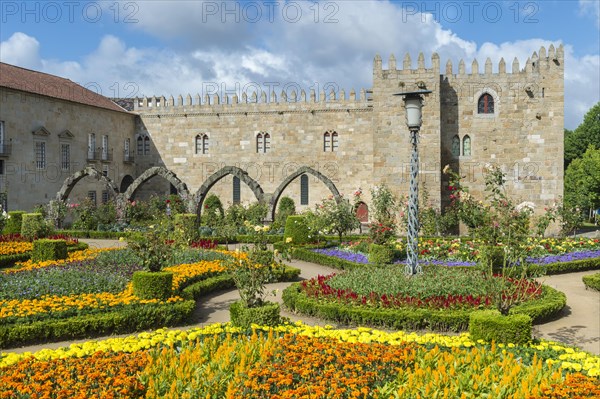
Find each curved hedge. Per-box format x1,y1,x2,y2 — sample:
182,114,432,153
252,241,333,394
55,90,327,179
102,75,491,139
0,300,195,349
582,272,600,291
282,284,565,332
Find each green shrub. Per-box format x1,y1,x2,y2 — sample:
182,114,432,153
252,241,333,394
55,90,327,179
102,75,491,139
3,211,26,234
583,272,600,291
368,244,394,265
31,239,68,262
174,213,199,246
202,194,224,227
132,271,173,300
229,300,281,329
282,283,564,332
274,197,296,229
245,202,268,225
0,300,195,348
0,253,31,269
469,310,532,345
21,213,51,240
283,215,311,245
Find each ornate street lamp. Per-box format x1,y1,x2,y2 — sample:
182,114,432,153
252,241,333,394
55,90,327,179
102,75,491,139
394,90,432,276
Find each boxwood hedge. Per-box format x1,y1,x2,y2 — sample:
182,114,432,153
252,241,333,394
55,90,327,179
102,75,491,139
282,284,565,332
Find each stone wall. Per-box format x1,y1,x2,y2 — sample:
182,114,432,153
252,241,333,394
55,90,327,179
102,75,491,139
0,88,136,211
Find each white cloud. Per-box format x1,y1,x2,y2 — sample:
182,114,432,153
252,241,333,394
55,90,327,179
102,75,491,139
1,1,598,129
579,0,600,28
0,32,42,69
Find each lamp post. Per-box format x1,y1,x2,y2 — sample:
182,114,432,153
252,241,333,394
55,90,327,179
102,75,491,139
394,90,431,276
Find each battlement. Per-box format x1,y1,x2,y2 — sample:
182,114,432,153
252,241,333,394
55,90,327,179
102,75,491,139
134,87,371,112
374,44,564,78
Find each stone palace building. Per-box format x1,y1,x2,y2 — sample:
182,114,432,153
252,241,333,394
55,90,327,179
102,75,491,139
0,44,564,222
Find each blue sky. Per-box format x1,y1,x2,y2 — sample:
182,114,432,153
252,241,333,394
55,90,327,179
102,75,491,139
1,0,599,129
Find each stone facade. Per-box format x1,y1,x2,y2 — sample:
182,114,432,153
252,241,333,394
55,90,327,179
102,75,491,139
135,45,564,219
0,86,136,212
0,45,564,223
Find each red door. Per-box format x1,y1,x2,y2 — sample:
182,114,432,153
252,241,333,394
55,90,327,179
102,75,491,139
356,202,368,222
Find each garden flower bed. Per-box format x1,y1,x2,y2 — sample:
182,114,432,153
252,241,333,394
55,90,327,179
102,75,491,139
0,247,300,348
1,323,598,398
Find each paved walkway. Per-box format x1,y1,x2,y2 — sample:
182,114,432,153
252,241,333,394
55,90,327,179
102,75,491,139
2,240,599,355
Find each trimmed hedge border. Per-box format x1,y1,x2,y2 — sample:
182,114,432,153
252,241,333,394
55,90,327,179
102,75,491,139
285,243,600,276
282,284,565,332
0,242,88,270
181,266,302,300
0,300,195,349
582,272,600,291
0,265,301,348
469,310,532,345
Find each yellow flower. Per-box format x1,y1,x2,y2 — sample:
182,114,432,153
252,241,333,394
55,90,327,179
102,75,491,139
286,237,293,243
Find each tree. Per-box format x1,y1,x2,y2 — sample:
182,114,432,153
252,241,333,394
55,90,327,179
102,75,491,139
312,196,360,242
564,145,600,219
565,102,600,169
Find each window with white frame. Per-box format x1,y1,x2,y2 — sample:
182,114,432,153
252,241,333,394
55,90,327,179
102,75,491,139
195,134,209,155
88,133,96,159
35,141,46,169
101,190,109,204
324,130,338,152
61,143,70,171
256,132,270,153
102,135,109,160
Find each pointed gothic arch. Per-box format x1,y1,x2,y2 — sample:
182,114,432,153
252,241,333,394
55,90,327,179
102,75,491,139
195,166,265,215
123,166,191,204
56,166,119,202
268,166,341,221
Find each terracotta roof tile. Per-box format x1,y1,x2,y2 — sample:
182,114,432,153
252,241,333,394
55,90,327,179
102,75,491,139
0,62,129,113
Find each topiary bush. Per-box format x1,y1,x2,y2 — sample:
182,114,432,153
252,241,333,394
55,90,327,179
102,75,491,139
173,213,199,246
368,243,395,265
469,310,532,345
32,239,68,262
229,300,281,329
274,197,296,229
202,194,224,228
283,215,311,245
4,211,26,235
582,272,600,291
132,271,173,300
21,213,51,240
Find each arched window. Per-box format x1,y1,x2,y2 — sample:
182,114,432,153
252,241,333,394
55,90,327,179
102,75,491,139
137,136,143,155
143,136,150,155
256,133,263,153
300,174,309,205
462,135,471,156
324,132,331,151
451,135,460,157
195,135,202,154
331,131,339,151
256,132,270,153
232,176,241,204
478,93,494,114
202,134,209,154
